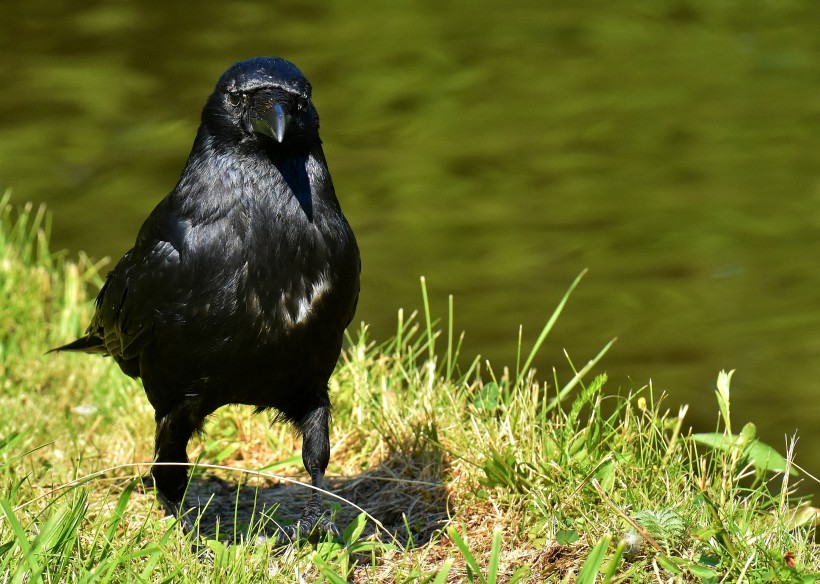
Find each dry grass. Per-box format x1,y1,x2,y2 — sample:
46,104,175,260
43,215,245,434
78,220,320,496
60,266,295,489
2,194,819,582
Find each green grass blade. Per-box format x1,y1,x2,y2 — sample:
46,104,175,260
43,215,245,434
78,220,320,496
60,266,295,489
547,338,616,413
602,539,626,583
420,276,435,365
446,294,454,379
0,498,39,577
447,527,485,584
312,553,351,584
432,558,455,584
515,269,586,388
487,528,502,583
99,481,137,562
576,535,611,583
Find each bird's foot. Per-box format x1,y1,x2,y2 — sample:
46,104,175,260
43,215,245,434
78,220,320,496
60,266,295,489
155,490,199,534
135,475,199,534
276,507,339,544
134,473,154,493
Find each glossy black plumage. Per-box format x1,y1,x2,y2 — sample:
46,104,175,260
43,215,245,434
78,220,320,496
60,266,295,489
52,57,360,540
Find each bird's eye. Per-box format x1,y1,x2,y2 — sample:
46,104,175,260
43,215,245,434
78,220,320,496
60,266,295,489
227,92,242,107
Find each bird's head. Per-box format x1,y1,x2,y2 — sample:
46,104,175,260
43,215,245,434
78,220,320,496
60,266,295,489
201,57,320,153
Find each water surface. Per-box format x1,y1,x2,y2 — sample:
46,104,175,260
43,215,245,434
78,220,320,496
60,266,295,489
3,1,819,484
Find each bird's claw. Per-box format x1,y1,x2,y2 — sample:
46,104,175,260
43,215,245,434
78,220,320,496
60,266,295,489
277,512,339,544
320,516,341,538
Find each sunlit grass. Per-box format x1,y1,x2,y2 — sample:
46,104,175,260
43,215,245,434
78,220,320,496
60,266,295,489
1,192,818,582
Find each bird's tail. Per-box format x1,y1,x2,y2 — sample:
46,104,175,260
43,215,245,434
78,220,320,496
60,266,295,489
47,336,107,355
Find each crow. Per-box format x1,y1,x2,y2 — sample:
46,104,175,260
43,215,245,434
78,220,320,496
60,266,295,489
51,57,360,541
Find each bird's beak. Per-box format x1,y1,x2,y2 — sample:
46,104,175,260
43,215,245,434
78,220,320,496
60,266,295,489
251,102,290,143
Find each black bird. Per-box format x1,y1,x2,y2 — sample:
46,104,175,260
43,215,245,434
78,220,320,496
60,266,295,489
51,57,360,540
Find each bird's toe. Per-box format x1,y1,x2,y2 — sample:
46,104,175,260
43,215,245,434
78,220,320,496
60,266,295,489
134,474,155,493
319,516,341,538
275,512,339,545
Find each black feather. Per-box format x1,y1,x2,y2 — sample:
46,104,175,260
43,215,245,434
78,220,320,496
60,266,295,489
48,336,107,354
50,57,360,540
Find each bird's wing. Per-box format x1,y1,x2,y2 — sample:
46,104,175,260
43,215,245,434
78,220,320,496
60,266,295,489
87,199,186,365
89,239,181,363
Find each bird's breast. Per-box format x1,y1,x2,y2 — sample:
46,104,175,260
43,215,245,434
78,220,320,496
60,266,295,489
174,155,358,361
233,213,355,343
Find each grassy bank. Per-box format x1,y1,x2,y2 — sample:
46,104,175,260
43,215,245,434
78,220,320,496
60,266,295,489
1,192,818,583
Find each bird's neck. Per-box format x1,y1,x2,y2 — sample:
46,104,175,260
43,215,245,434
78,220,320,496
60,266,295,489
173,131,338,223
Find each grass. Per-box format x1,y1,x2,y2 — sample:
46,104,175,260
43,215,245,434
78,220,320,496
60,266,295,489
1,189,819,583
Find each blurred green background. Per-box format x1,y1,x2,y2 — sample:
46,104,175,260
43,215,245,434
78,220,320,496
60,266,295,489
2,1,819,483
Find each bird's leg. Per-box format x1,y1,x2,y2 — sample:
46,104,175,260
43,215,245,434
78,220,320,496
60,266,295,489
152,406,200,533
281,398,339,541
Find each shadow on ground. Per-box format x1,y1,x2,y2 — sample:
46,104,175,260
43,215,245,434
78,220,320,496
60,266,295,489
155,448,450,547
